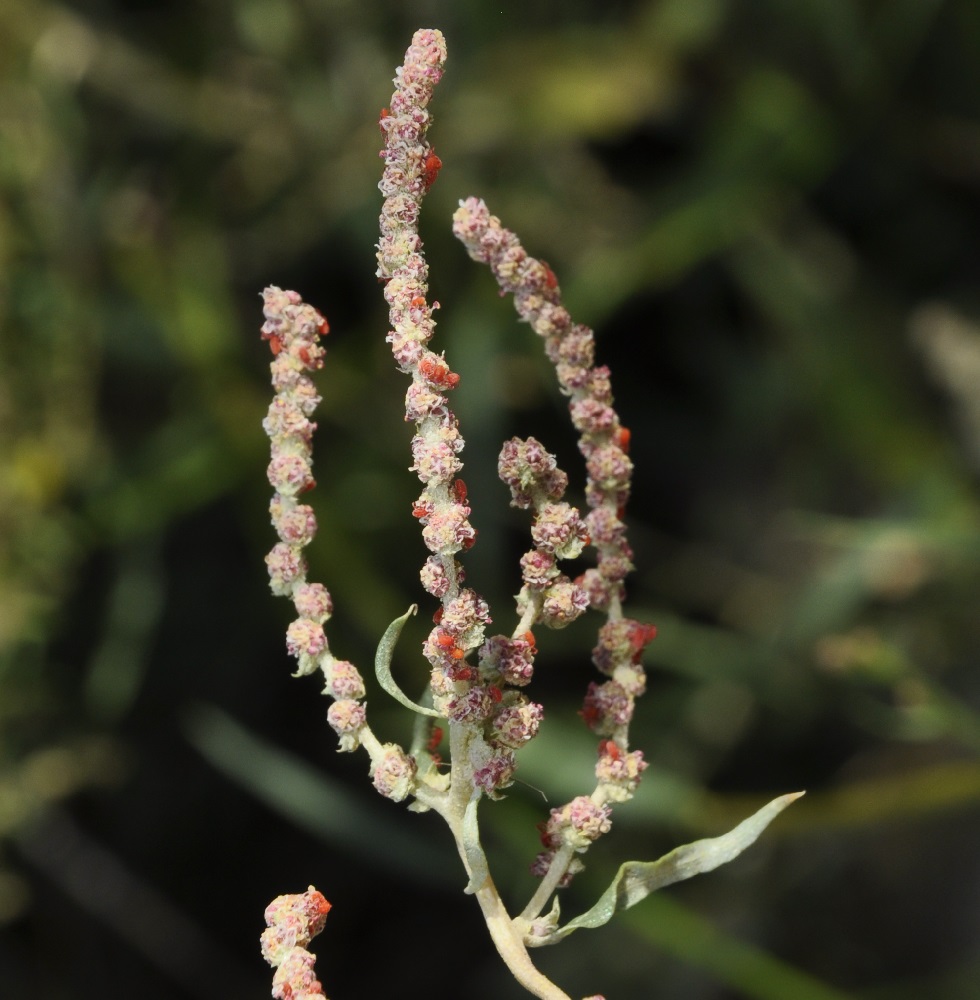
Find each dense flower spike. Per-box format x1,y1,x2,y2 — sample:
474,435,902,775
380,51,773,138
452,199,637,613
378,30,529,799
452,201,660,890
261,886,331,999
261,287,407,788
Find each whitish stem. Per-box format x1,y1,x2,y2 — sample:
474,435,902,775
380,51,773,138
519,843,576,924
474,874,572,1000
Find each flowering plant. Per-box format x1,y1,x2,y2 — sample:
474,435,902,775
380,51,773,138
258,29,800,1000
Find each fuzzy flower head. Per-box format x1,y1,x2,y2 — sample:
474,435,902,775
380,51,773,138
479,633,536,687
371,744,418,802
498,436,569,509
595,740,648,802
286,618,328,677
260,886,331,967
491,698,544,748
592,618,658,676
541,795,612,852
581,680,634,736
327,700,367,752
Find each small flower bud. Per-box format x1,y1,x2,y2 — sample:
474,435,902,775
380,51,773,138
519,549,559,590
592,618,657,674
531,502,588,560
595,740,647,801
447,685,496,723
272,949,324,999
273,502,318,547
324,660,365,701
469,742,516,795
581,680,634,735
491,700,544,748
544,795,612,851
261,886,331,967
479,634,536,687
293,582,333,623
419,555,451,597
371,744,417,801
327,700,367,752
266,542,306,596
267,453,315,496
539,576,590,628
286,618,327,676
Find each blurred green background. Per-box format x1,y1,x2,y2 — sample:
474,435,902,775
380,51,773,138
2,1,980,998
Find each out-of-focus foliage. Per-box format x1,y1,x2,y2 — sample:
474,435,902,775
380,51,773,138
2,1,979,999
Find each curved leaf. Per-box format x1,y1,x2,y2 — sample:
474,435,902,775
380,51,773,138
374,604,443,718
537,791,803,945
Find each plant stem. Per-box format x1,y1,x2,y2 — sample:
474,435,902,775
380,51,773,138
473,877,572,1000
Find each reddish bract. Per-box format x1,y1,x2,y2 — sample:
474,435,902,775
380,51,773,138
418,354,460,389
426,725,444,754
541,261,559,290
422,149,442,191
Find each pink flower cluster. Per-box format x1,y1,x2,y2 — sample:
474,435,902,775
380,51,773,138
261,286,369,754
452,198,635,615
451,201,659,882
260,886,331,999
377,29,540,796
498,435,590,629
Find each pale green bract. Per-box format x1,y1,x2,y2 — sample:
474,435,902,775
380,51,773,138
528,791,804,947
374,604,443,718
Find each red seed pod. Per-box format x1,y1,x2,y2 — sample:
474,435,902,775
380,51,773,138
451,478,468,504
541,261,559,290
627,621,658,661
418,352,460,390
426,725,444,754
617,426,631,452
422,150,442,191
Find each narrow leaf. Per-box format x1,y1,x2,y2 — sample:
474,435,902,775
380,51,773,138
538,792,803,945
461,793,490,894
374,604,443,717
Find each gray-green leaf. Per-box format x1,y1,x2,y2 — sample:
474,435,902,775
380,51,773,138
461,793,490,894
374,605,443,718
533,791,803,946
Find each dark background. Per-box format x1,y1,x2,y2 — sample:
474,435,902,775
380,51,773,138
2,1,980,998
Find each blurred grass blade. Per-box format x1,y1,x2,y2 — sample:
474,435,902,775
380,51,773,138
183,702,452,886
625,892,856,1000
